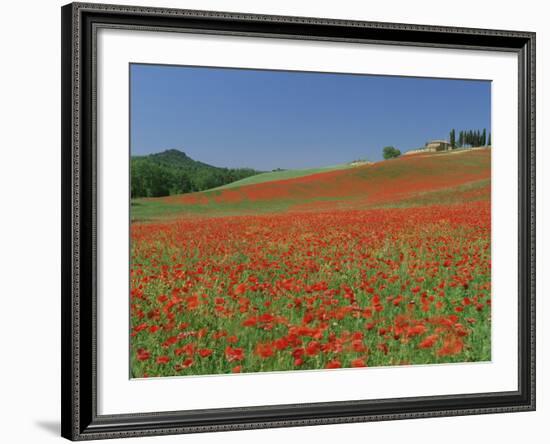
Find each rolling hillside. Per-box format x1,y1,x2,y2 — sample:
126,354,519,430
213,163,358,190
132,148,490,220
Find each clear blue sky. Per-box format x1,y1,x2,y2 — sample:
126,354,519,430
130,63,491,170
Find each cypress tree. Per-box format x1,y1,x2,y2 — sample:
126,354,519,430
450,129,456,149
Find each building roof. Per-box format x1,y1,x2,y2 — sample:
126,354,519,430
427,140,450,144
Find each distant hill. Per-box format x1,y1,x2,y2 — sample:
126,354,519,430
131,149,261,198
146,149,215,169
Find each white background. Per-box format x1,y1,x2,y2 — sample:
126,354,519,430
0,0,546,443
98,29,518,415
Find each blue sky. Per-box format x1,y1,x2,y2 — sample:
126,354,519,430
130,64,491,170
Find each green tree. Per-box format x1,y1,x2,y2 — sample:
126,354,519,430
177,172,193,194
146,162,173,197
488,132,491,146
131,159,147,198
450,129,456,149
382,146,401,160
482,128,487,146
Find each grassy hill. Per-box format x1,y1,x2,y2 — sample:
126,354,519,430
213,163,357,190
131,149,261,197
132,148,491,221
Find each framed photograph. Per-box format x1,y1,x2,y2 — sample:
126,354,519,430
61,2,536,440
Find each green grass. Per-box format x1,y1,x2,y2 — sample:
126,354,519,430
131,196,354,222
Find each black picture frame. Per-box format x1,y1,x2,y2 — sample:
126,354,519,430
61,2,536,440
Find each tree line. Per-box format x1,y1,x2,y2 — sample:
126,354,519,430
131,150,260,198
449,128,491,149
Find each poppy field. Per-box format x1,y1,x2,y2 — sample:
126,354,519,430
130,149,491,378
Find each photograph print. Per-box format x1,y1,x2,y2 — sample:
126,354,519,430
129,64,491,378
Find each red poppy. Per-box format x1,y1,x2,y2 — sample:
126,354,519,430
418,334,438,349
174,343,194,356
255,343,274,358
274,337,289,350
225,346,244,362
162,336,178,348
325,359,342,369
226,335,238,344
182,358,194,368
234,283,247,295
436,335,464,357
136,348,150,361
198,349,213,358
259,313,275,323
133,323,148,333
242,316,258,327
351,339,366,353
407,324,427,337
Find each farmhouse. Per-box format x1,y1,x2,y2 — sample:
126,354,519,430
424,140,452,152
